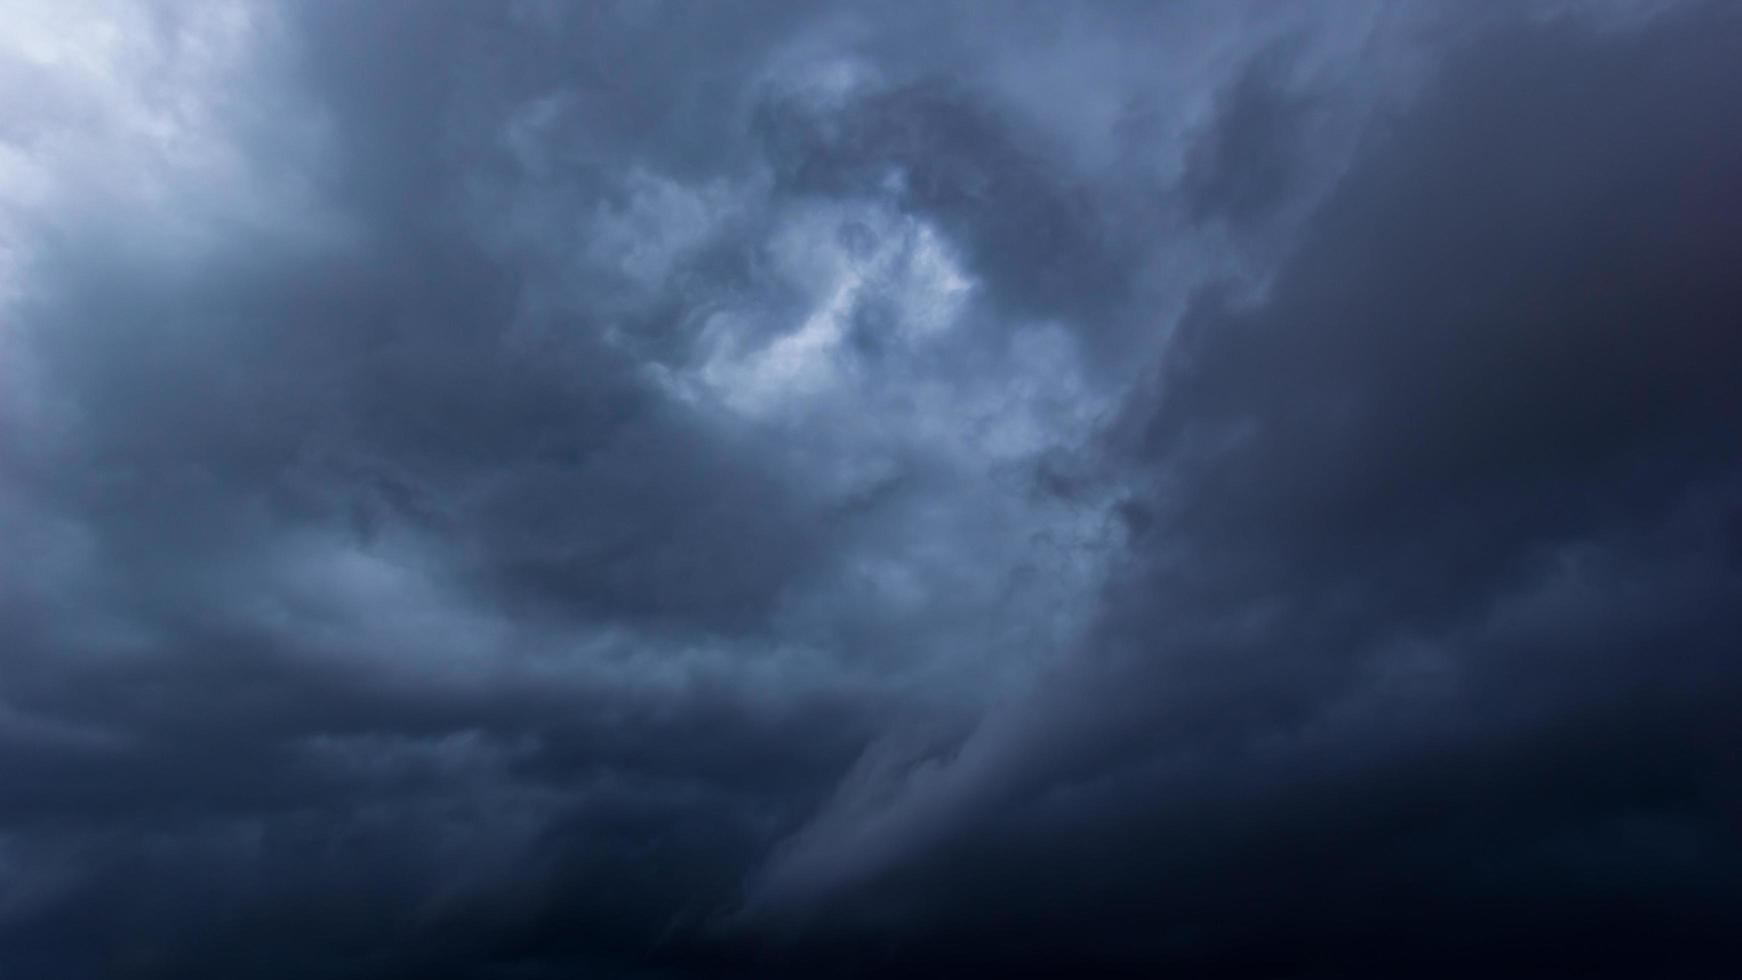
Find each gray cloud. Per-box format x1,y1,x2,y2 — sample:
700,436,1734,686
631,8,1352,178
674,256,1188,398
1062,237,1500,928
1,1,1738,977
739,7,1742,976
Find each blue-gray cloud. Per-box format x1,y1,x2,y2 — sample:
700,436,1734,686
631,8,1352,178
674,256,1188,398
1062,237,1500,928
1,2,1738,977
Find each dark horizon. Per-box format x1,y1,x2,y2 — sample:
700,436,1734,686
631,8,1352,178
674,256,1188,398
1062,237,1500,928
2,1,1740,977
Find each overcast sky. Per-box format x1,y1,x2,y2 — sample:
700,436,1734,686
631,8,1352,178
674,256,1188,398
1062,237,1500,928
3,1,1740,977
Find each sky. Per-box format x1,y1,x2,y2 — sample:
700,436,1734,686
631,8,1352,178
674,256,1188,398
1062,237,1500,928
1,1,1740,976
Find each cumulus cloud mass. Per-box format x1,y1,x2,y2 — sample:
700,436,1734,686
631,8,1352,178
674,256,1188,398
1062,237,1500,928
2,1,1740,976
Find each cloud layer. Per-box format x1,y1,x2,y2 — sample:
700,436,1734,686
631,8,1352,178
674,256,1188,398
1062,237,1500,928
2,1,1739,976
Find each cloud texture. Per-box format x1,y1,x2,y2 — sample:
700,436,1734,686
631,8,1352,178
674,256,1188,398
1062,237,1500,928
2,1,1739,976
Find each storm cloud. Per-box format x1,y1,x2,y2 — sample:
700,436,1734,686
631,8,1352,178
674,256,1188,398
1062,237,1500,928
2,1,1739,977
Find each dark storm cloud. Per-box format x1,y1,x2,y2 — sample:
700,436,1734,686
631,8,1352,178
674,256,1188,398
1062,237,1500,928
740,6,1742,976
1,1,1738,978
1,4,889,974
1180,45,1314,228
756,78,1134,329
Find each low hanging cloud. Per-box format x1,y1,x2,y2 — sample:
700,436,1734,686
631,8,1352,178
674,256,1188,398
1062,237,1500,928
1,1,1739,977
